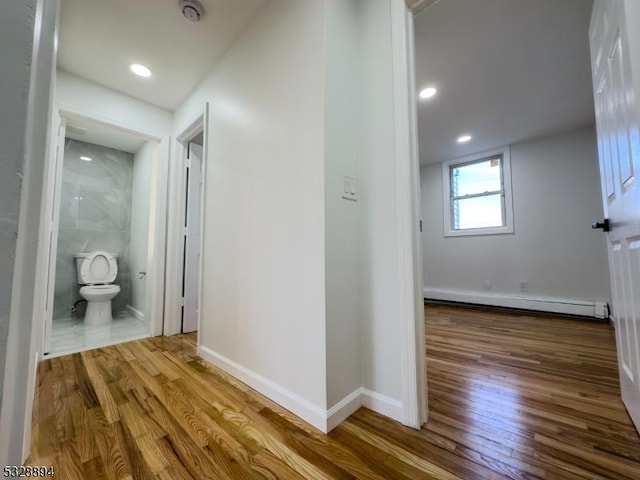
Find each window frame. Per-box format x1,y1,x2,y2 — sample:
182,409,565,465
442,146,514,237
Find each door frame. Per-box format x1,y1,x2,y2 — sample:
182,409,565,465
392,1,428,428
39,107,170,352
41,109,66,354
164,103,208,342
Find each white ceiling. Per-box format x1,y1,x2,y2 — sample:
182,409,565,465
414,0,595,164
58,0,269,111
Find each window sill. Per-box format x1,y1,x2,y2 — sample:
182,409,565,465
444,225,514,237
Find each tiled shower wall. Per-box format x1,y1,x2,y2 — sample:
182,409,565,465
53,139,133,320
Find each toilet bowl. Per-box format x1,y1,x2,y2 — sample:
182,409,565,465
79,284,121,326
74,250,120,326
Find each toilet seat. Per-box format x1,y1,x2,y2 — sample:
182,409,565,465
80,250,117,285
80,284,119,291
79,284,120,296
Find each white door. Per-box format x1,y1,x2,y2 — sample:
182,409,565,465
182,142,203,333
590,0,640,431
42,112,66,354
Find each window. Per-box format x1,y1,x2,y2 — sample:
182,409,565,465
442,147,513,236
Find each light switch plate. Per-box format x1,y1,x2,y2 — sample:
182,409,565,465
342,175,358,201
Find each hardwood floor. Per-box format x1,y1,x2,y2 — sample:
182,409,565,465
423,304,640,479
27,305,640,479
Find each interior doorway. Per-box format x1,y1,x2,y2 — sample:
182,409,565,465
42,109,166,357
163,107,208,339
410,0,611,431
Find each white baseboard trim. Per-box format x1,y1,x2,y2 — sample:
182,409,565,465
424,288,609,319
327,388,403,431
126,305,145,322
197,345,405,434
360,388,404,423
198,346,328,432
327,389,362,431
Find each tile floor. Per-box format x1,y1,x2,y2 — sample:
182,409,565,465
47,310,151,358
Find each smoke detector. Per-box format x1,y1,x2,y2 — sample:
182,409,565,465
180,0,204,22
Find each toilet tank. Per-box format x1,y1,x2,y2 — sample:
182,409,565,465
74,252,118,284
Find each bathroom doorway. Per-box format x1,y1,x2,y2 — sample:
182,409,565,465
42,110,166,357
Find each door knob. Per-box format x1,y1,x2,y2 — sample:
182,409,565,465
592,218,610,232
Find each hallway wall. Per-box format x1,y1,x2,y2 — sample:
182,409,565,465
0,0,38,420
174,0,415,430
174,0,328,415
0,0,59,465
324,0,362,410
56,70,172,138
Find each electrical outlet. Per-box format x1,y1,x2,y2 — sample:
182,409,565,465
483,280,492,291
519,281,528,292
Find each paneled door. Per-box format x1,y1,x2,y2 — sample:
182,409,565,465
590,0,640,431
182,142,203,334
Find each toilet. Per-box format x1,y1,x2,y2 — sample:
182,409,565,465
74,250,121,326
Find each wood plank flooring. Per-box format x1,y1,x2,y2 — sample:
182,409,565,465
27,304,640,479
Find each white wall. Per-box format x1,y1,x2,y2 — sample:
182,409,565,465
174,0,415,430
0,0,58,464
56,70,172,138
420,126,611,305
324,0,416,422
324,0,362,409
175,0,328,414
0,0,36,412
358,0,404,406
129,141,158,317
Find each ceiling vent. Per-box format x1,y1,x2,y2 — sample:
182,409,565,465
180,0,204,22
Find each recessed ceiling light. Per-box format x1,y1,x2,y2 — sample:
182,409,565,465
457,135,472,144
419,87,437,99
130,63,152,77
80,156,92,162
